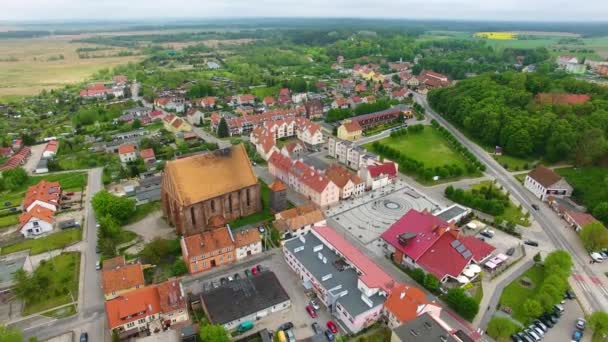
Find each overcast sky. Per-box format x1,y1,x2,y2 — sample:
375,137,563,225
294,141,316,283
3,0,608,22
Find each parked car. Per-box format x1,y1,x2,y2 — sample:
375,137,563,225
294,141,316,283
8,207,18,213
480,228,495,238
572,330,583,342
80,333,88,342
539,315,554,328
95,260,101,270
576,318,586,330
245,269,252,277
565,289,576,299
590,252,605,262
324,330,335,341
532,204,540,211
511,333,523,342
554,304,565,315
312,322,323,335
286,329,296,342
601,251,608,259
258,226,266,234
310,300,320,310
506,247,516,256
211,280,220,288
306,305,317,318
227,276,233,282
517,331,534,342
234,273,240,280
533,319,547,332
252,267,258,275
326,321,338,334
278,322,294,331
66,192,75,196
256,264,263,272
525,328,540,342
524,240,539,247
220,277,228,285
529,324,544,337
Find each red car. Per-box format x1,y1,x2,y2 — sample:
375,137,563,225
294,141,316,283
251,267,258,275
326,321,338,334
306,305,317,318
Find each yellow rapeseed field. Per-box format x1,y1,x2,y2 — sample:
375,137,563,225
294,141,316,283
474,32,517,40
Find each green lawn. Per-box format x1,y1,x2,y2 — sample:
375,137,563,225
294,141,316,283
364,126,468,169
469,181,530,227
0,213,19,229
494,154,536,172
499,265,545,324
229,181,274,229
251,86,280,98
1,228,82,255
42,304,77,319
0,171,87,208
557,167,608,211
23,252,80,315
126,201,161,225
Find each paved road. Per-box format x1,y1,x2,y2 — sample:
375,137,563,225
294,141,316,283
22,168,107,341
413,93,608,313
192,126,231,149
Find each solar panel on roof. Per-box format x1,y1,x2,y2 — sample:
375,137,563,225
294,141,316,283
462,250,473,259
456,244,467,253
450,240,462,248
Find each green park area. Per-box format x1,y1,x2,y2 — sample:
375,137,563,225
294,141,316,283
366,126,467,169
13,252,81,315
498,265,545,323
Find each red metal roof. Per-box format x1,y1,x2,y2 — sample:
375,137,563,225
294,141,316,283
314,226,397,293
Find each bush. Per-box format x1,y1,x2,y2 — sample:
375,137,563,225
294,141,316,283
487,317,520,341
445,288,479,321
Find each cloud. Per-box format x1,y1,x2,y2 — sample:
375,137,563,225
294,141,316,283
2,0,608,21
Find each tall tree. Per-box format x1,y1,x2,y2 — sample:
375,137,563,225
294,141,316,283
217,117,229,138
593,202,608,226
580,221,608,252
91,190,136,224
575,128,607,166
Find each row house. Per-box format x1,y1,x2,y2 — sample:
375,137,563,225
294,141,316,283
348,105,412,131
210,109,299,136
281,141,306,159
325,164,365,199
180,226,262,274
268,152,340,207
296,120,324,151
105,278,189,340
249,127,279,161
80,83,124,99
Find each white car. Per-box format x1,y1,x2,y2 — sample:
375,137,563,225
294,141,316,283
591,252,604,263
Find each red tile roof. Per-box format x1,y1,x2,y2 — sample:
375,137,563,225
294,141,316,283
101,262,145,296
23,180,61,210
182,227,234,258
0,147,31,171
44,140,59,153
200,96,216,107
113,75,128,84
527,165,562,188
105,286,161,329
19,205,54,227
156,278,186,314
140,148,155,160
239,94,255,102
314,226,397,293
342,121,362,133
269,179,287,192
381,210,449,260
118,144,136,155
384,284,436,323
263,97,275,105
367,162,397,178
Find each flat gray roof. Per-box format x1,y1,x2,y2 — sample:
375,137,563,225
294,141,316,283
435,204,467,223
392,313,456,341
284,232,384,318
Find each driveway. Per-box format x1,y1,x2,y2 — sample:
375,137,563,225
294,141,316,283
23,143,46,174
123,210,176,243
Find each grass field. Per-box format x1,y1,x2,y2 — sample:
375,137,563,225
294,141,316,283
126,201,161,225
364,127,468,169
0,213,19,229
469,181,531,227
499,265,545,324
558,167,608,211
0,37,141,100
0,171,87,208
494,154,536,172
1,228,82,255
23,252,80,315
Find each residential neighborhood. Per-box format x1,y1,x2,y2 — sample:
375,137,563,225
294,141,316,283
2,16,608,342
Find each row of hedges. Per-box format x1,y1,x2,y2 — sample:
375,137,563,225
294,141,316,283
430,119,486,172
370,141,478,182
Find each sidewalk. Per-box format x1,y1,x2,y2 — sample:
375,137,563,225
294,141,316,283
476,257,534,329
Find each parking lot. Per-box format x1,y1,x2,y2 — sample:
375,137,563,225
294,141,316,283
182,249,336,340
535,298,590,342
326,179,439,248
